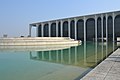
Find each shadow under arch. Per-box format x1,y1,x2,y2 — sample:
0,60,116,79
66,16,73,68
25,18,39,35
77,19,84,40
115,15,120,40
43,24,49,37
70,20,75,39
63,21,68,37
86,18,95,41
51,23,56,37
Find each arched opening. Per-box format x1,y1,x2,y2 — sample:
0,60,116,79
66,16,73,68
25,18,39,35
43,24,49,37
38,25,42,37
77,19,84,40
86,18,95,41
108,16,113,41
97,17,101,39
115,15,120,40
51,23,56,37
58,22,61,37
70,20,75,39
63,21,68,37
103,17,106,37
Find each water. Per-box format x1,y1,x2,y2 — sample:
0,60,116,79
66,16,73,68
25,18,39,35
0,42,118,80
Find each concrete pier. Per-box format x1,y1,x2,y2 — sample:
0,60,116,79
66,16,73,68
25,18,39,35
0,37,80,46
82,48,120,80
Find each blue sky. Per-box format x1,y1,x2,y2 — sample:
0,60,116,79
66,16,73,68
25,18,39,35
0,0,120,37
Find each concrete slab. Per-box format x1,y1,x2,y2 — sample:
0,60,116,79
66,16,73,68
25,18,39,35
82,48,120,80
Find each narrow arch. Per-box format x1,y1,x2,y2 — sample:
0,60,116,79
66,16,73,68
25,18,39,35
38,25,42,37
115,15,120,38
107,16,113,41
63,21,68,37
86,18,95,41
103,16,106,37
58,22,61,37
51,23,56,37
43,24,49,37
97,17,101,38
70,20,75,39
77,19,84,40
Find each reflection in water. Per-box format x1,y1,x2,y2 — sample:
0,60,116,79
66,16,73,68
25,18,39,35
30,42,117,68
0,42,118,80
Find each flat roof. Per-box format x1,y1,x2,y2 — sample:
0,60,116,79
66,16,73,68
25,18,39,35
30,10,120,26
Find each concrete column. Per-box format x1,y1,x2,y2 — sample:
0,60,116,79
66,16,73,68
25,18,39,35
101,14,104,42
29,52,32,59
112,13,115,42
36,24,39,37
56,21,58,37
61,50,63,63
68,48,71,64
68,19,71,38
84,42,87,65
48,22,51,37
95,42,98,63
74,18,77,40
101,41,104,59
95,15,97,42
41,23,44,37
61,20,63,37
56,51,59,62
29,24,32,37
49,51,52,61
84,17,86,42
106,14,108,42
113,42,115,51
42,51,44,60
75,46,77,65
106,42,108,57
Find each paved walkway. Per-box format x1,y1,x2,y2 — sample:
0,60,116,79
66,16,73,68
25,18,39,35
82,48,120,80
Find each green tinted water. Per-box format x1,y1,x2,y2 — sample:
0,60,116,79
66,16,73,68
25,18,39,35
0,42,118,80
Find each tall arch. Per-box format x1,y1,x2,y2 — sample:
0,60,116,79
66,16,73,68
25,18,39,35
51,23,56,37
97,17,101,38
107,16,113,41
77,19,84,40
115,15,120,38
86,18,95,41
70,20,75,39
63,21,68,37
43,24,49,37
58,22,61,37
38,25,42,37
103,16,106,37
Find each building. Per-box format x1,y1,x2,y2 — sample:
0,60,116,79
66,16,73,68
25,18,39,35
29,11,120,42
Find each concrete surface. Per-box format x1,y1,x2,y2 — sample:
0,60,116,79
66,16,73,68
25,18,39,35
82,48,120,80
0,37,80,46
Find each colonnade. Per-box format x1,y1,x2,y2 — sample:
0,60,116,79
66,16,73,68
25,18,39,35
29,41,116,67
29,11,120,42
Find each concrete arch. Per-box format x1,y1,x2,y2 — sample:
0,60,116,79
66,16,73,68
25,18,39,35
70,20,75,39
115,15,120,38
63,21,68,37
43,24,49,37
86,18,95,41
51,23,56,37
77,19,84,40
97,17,101,38
107,16,113,41
38,25,42,37
58,22,61,37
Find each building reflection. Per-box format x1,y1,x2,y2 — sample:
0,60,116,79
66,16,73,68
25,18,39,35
30,42,117,68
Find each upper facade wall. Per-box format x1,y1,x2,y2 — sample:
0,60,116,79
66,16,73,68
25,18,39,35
30,11,120,26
